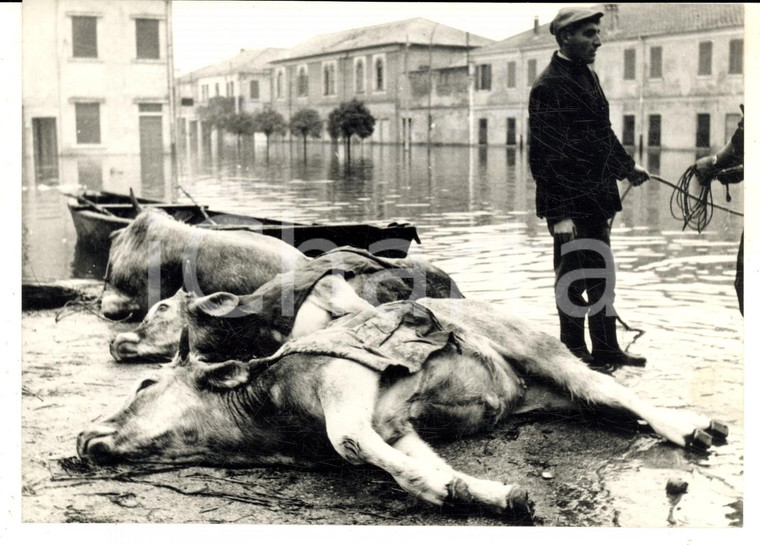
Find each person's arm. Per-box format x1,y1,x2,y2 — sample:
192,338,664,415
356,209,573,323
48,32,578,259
694,113,743,186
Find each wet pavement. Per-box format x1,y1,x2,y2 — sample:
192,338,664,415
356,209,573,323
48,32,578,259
20,143,743,526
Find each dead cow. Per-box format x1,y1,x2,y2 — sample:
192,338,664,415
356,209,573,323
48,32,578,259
80,298,727,518
110,247,464,362
101,208,307,320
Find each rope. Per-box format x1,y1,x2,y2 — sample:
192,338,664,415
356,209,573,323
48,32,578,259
657,167,743,233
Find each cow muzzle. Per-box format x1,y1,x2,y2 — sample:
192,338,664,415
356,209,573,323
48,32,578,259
109,332,141,362
101,293,142,321
77,426,118,464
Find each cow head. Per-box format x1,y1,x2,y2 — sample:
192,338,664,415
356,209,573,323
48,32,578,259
101,210,179,321
79,329,257,465
109,289,188,362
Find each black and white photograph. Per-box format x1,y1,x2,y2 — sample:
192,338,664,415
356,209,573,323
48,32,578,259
6,0,756,538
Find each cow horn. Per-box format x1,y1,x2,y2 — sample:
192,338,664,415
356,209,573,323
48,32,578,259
129,188,143,214
178,326,191,362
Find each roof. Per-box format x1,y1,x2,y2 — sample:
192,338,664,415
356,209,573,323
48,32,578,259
475,3,744,55
178,48,287,81
273,17,493,62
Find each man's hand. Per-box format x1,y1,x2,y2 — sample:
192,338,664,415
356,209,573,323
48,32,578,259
552,218,577,242
628,164,650,187
693,155,717,186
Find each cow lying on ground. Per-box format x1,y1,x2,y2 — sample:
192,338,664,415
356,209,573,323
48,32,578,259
80,298,727,518
101,209,307,321
109,247,464,362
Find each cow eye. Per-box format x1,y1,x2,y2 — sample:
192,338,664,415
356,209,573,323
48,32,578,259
136,378,158,393
157,304,169,313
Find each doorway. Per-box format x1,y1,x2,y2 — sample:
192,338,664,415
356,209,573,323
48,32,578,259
32,117,58,182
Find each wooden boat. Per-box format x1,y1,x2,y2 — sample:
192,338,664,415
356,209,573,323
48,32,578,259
66,190,420,258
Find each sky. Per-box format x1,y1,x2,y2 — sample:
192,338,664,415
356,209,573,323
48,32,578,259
171,2,592,74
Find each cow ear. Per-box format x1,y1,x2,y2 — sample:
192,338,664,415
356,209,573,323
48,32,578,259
198,360,249,391
193,292,240,317
178,326,191,362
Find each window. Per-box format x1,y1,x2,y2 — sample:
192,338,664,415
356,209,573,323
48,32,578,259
478,118,488,145
215,83,220,97
696,114,710,148
475,64,492,91
648,114,661,147
72,16,97,58
226,81,234,97
276,71,284,98
527,59,537,86
135,18,159,60
374,55,385,91
507,61,516,88
250,80,259,99
181,97,194,107
622,115,635,146
297,66,308,97
729,39,743,74
201,84,209,102
650,46,662,79
698,41,712,76
75,103,101,144
355,59,365,93
506,117,516,145
624,49,636,80
323,62,336,96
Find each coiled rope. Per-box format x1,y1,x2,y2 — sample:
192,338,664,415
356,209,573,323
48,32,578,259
661,166,744,233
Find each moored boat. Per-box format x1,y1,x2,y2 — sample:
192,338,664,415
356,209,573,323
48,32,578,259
66,190,420,258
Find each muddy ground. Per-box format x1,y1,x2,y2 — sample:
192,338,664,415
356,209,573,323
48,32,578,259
20,301,737,527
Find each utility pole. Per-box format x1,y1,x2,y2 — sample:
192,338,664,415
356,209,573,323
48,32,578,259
427,23,439,149
165,0,178,189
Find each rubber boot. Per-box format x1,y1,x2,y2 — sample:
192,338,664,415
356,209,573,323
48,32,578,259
559,311,593,364
590,314,646,367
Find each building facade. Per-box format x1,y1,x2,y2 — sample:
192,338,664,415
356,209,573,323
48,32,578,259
22,0,172,187
467,3,744,150
176,48,285,157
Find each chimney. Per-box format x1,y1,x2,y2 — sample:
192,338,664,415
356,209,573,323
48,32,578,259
604,4,619,32
534,16,539,35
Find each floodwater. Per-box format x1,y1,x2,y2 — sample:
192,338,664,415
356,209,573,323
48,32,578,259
21,142,744,526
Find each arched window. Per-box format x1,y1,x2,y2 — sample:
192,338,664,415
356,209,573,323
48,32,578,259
355,59,365,93
297,66,308,97
374,57,384,91
323,62,336,96
276,71,284,99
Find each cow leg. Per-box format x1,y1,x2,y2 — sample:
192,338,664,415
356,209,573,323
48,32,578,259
390,430,532,516
320,358,527,511
514,351,717,448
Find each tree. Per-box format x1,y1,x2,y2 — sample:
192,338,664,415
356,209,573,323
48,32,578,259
327,99,375,162
289,109,323,156
225,112,257,152
252,109,287,160
197,96,235,130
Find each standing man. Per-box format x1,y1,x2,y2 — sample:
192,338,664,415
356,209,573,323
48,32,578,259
529,7,649,368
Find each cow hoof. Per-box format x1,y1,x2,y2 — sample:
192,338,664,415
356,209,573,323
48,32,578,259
506,486,534,519
446,477,473,504
688,428,712,450
708,420,729,441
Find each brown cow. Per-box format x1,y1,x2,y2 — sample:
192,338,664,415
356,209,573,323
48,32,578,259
80,298,727,519
110,247,464,362
101,209,307,320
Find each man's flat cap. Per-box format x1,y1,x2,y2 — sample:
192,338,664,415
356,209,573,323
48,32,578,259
550,7,604,35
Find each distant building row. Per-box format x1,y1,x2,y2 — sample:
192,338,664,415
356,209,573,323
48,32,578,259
177,3,744,154
21,1,744,185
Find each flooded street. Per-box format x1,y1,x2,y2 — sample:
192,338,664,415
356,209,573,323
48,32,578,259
21,143,743,526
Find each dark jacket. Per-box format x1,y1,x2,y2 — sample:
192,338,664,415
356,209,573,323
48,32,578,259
529,52,635,223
